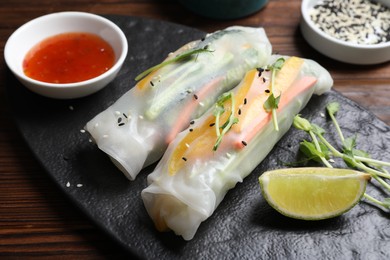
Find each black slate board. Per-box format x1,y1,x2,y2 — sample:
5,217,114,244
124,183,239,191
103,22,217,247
6,15,390,259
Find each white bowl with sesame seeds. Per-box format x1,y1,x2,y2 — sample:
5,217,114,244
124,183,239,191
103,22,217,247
300,0,390,65
4,12,128,99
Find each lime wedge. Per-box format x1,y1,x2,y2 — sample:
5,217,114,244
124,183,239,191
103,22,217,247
259,167,370,220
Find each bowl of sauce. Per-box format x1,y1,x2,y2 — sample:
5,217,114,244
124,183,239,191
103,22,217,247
4,12,128,99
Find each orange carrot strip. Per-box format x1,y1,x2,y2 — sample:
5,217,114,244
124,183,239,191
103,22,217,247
136,70,158,90
234,76,317,149
233,69,259,109
165,76,224,144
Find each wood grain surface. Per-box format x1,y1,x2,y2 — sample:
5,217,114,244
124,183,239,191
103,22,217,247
1,0,389,258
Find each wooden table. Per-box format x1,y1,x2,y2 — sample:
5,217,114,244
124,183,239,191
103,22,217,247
1,0,389,258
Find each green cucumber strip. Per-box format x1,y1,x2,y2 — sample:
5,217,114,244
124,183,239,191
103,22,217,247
145,52,234,120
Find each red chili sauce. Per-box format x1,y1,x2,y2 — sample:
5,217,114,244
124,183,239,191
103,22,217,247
23,32,115,84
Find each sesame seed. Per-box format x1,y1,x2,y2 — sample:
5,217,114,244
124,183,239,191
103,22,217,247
193,94,198,100
190,120,195,125
265,89,270,93
115,111,121,116
118,123,125,126
185,143,190,148
80,129,86,133
241,140,247,146
182,157,187,161
66,182,70,187
310,0,390,45
77,184,83,188
199,102,204,107
257,68,264,77
103,135,109,138
244,98,247,105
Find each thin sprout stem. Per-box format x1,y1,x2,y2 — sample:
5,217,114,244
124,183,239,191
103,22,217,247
355,156,390,167
356,161,390,179
316,134,344,157
215,111,221,137
221,93,236,137
272,108,279,131
135,48,212,81
329,113,345,142
363,193,388,208
371,174,390,192
270,69,276,97
309,131,333,168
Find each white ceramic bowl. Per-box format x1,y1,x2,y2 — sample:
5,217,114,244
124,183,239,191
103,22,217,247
300,0,390,65
4,12,128,99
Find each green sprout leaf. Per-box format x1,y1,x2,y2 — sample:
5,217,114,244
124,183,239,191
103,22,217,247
270,57,285,71
326,102,340,117
263,93,281,112
299,140,329,163
342,136,357,152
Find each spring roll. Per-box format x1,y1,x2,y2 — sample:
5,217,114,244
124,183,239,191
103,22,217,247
85,26,272,180
141,56,333,240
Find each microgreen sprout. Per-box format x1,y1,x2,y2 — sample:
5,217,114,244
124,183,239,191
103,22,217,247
263,57,285,131
213,92,239,151
135,46,213,81
293,102,390,210
293,115,333,168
